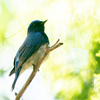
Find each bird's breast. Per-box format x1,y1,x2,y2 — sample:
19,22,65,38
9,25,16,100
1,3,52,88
19,45,47,75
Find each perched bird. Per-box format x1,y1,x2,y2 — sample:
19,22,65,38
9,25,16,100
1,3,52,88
9,20,49,90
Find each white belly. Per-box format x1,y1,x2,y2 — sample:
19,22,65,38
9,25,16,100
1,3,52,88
19,45,47,75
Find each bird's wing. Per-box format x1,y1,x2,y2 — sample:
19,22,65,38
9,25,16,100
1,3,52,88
14,32,45,72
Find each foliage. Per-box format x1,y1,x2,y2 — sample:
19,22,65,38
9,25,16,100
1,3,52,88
1,0,100,100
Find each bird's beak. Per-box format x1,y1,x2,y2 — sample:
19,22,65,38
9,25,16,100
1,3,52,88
43,19,48,24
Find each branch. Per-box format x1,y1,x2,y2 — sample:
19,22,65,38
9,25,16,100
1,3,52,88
15,39,63,100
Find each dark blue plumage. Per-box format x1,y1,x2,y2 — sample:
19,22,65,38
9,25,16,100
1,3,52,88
9,20,49,90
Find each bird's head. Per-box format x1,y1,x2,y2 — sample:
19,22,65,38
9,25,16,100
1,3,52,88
28,20,47,33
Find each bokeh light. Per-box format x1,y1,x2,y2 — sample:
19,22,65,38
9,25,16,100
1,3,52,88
1,0,100,100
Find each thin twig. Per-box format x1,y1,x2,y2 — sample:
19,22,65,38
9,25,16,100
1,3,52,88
50,39,60,48
15,39,63,100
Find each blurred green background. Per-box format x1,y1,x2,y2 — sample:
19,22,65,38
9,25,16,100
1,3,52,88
1,0,100,100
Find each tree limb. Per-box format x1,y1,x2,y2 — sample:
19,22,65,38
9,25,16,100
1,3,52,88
15,39,63,100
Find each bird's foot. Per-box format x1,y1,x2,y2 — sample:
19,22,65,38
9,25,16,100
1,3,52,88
32,64,36,72
32,64,39,72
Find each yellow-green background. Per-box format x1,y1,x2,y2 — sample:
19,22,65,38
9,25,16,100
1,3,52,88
0,0,100,100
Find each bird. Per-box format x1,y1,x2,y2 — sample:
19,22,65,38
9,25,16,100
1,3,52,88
9,20,49,90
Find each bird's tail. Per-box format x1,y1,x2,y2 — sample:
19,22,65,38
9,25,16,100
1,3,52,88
11,68,21,91
11,77,17,91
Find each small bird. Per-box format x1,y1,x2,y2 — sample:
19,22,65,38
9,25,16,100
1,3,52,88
9,20,49,90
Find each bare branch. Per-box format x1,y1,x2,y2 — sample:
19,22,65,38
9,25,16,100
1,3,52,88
15,39,63,100
50,39,60,48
